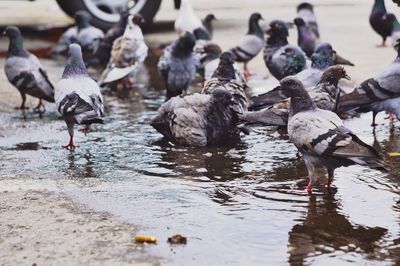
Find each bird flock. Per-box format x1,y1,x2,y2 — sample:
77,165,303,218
3,0,399,193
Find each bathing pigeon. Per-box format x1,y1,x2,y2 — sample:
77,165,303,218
92,11,131,66
158,32,197,99
202,52,248,114
174,0,203,34
240,65,350,127
74,11,104,59
151,89,240,147
229,13,264,78
370,0,392,47
4,26,54,110
282,77,387,192
263,19,307,80
99,14,148,89
252,42,336,110
294,17,318,58
297,2,319,38
385,13,400,48
338,40,400,126
55,44,104,150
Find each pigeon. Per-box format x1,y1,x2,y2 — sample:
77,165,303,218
174,0,203,34
55,44,104,150
338,40,400,126
73,11,104,59
50,25,78,56
370,0,392,47
384,13,400,48
4,26,54,110
281,76,387,192
251,42,336,110
297,2,319,38
202,14,217,38
158,32,197,99
294,17,318,58
99,14,148,89
240,65,350,127
263,19,307,80
229,13,264,78
91,11,131,66
202,52,248,114
151,89,240,147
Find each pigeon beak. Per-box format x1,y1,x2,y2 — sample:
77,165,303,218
344,74,351,80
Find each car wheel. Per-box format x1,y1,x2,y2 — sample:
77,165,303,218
56,0,162,31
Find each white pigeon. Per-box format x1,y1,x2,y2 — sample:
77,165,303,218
55,44,104,150
281,76,387,192
4,26,54,110
174,0,203,34
99,14,148,88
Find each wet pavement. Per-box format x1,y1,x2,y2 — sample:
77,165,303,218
1,0,400,265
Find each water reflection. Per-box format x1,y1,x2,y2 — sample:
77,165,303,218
288,194,388,265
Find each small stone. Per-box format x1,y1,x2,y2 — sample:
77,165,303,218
167,234,187,245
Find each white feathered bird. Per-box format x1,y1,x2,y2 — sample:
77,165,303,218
55,44,104,150
174,0,203,34
99,14,148,89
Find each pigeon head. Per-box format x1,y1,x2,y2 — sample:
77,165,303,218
248,13,264,38
4,26,26,56
63,44,88,78
212,88,233,106
297,2,314,12
318,65,350,86
293,17,306,27
131,13,145,25
212,52,236,80
4,26,21,39
173,32,196,57
75,10,91,29
193,27,211,40
280,76,315,114
204,14,217,23
311,42,335,70
202,43,222,60
266,20,289,45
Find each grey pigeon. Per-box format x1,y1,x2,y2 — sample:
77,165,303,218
297,2,319,38
50,25,78,56
99,14,148,89
294,17,318,58
281,77,387,192
158,32,197,99
91,11,131,66
338,40,400,126
55,44,104,150
73,11,104,59
263,20,307,80
202,52,248,114
251,42,336,110
202,14,217,38
370,0,392,47
151,89,240,147
4,26,54,110
229,13,264,77
240,65,350,127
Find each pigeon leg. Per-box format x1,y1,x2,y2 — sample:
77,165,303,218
33,99,46,113
385,112,395,122
243,62,252,79
376,39,386,48
15,92,29,110
371,111,378,127
62,119,78,150
78,125,90,136
325,169,334,188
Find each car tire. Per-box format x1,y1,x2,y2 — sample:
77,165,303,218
56,0,162,31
